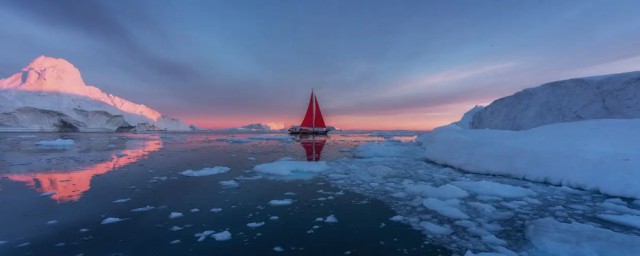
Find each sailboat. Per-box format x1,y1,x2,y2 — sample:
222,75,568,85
288,89,329,135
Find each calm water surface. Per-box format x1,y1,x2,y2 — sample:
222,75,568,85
0,132,448,255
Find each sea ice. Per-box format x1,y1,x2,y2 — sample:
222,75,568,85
112,198,131,203
131,206,155,212
597,214,640,230
169,212,184,219
452,180,536,198
420,221,452,236
46,220,58,225
423,198,469,219
219,180,240,188
254,160,329,177
35,139,74,147
324,215,338,223
170,240,181,244
210,208,223,213
212,231,232,241
39,191,56,197
247,222,265,228
268,199,293,206
273,246,284,252
101,217,126,224
180,166,230,177
526,218,640,255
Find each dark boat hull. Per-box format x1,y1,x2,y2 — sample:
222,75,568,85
289,130,328,135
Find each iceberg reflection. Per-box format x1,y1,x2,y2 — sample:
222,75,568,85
0,138,162,203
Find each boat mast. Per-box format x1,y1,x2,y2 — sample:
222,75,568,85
312,88,315,131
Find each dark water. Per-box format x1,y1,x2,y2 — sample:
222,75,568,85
0,133,448,255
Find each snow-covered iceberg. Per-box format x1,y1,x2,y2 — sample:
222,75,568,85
470,71,640,130
0,56,189,131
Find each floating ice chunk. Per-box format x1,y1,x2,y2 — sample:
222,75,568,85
40,191,56,197
46,220,58,225
389,215,404,222
112,198,131,203
79,228,90,233
169,212,184,219
35,139,74,147
423,198,469,219
247,222,265,228
170,240,181,244
210,208,223,213
270,216,279,220
195,230,214,242
463,251,505,256
481,234,507,246
597,214,640,230
526,218,640,255
405,184,469,199
420,221,452,236
248,135,292,141
254,160,329,176
212,231,232,241
181,167,230,177
324,215,338,223
54,242,65,247
190,208,200,213
131,206,155,212
116,152,127,157
16,242,30,247
452,180,536,198
269,199,293,206
101,217,126,224
248,157,257,161
0,240,6,245
273,246,284,252
219,180,240,189
170,226,183,231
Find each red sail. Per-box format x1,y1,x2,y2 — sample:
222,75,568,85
300,92,315,128
313,95,326,128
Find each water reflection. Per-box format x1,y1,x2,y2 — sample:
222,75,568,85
0,139,162,203
299,135,326,161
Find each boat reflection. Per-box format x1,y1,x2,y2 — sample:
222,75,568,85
299,135,327,161
0,139,162,203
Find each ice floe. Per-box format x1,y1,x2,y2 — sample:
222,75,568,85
212,231,232,241
219,180,240,188
268,199,293,206
131,206,155,212
254,159,329,179
112,198,131,203
35,139,75,147
169,212,184,219
180,166,230,177
246,222,265,228
101,217,126,224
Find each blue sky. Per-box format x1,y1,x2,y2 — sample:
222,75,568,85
1,0,640,129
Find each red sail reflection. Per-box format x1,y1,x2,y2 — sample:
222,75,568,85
0,140,162,203
300,136,326,161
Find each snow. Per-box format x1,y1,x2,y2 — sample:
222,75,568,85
212,231,232,241
35,139,75,147
268,199,293,206
597,214,640,230
101,217,126,224
246,222,265,228
420,118,640,199
526,218,640,255
169,212,184,219
0,56,189,131
254,160,329,178
180,166,230,177
219,180,240,188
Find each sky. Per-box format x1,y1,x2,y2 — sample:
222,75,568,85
1,0,640,130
